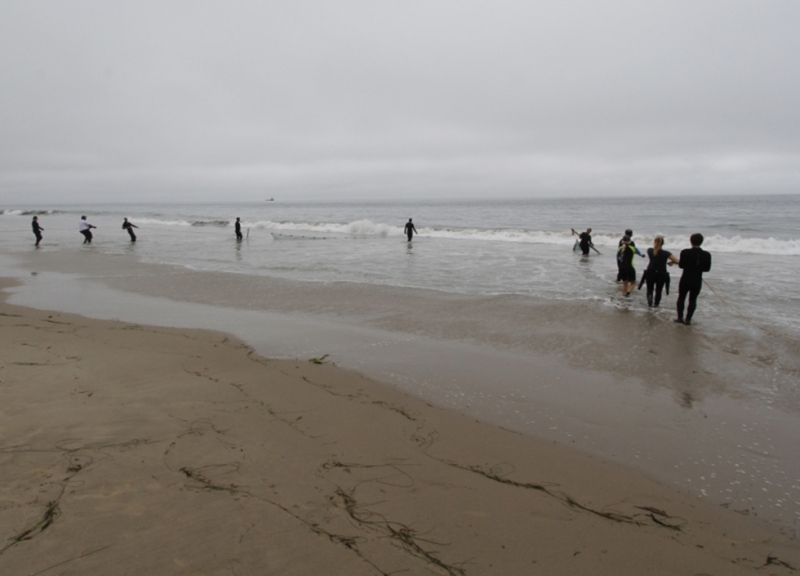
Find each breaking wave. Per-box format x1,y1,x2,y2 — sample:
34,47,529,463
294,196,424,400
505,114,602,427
0,209,62,216
78,215,798,255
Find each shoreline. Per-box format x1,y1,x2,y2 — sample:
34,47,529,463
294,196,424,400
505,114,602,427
1,287,798,574
3,250,800,535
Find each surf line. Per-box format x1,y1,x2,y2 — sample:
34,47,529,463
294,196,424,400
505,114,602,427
703,279,800,343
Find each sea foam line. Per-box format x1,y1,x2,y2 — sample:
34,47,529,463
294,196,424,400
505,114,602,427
40,213,797,256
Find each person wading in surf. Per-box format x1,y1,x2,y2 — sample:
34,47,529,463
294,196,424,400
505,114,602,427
32,216,44,246
675,233,712,325
79,216,96,244
122,217,139,242
639,235,678,307
404,218,417,242
571,228,596,255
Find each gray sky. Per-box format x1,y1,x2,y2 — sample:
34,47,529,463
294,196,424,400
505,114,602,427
1,1,798,203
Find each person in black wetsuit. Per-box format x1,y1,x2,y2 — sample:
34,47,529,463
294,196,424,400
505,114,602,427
675,233,712,325
617,229,642,280
404,218,417,242
235,217,243,241
571,228,594,255
639,235,679,307
617,235,644,296
122,217,138,242
32,216,44,246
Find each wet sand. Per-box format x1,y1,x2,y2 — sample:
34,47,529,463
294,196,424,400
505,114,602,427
1,284,799,575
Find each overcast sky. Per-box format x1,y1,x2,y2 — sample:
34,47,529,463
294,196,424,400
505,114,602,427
1,1,798,203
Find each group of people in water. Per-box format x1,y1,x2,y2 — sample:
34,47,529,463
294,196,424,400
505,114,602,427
31,214,710,325
572,227,712,325
32,215,139,246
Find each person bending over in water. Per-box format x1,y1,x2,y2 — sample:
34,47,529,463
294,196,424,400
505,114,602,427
404,218,417,242
32,216,44,246
639,235,678,307
122,217,139,242
79,216,96,244
571,228,595,255
675,233,712,325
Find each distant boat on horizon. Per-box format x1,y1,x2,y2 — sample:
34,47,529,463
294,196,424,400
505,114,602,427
265,197,274,201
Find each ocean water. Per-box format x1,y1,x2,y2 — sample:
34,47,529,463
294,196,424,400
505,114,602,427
2,194,799,338
3,194,800,531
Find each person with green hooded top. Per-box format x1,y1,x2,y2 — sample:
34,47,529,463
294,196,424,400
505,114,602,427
617,235,644,297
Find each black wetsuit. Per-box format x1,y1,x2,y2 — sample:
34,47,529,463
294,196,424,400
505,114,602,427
616,238,636,280
235,220,243,241
32,220,43,246
579,232,592,255
676,247,712,324
643,248,672,307
122,221,137,242
79,223,94,244
617,245,636,282
404,221,417,241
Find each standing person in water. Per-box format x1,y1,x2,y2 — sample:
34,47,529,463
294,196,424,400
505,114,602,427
639,235,679,307
235,217,243,241
32,216,44,246
404,218,417,242
79,216,96,244
571,228,595,255
617,235,643,297
122,217,138,242
675,233,712,325
617,229,642,281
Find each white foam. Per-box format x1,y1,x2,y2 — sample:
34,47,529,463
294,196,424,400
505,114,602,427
100,216,800,256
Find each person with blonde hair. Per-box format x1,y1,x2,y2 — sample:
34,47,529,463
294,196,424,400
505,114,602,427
639,235,679,307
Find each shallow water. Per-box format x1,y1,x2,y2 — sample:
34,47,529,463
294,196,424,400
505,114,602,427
2,195,799,339
1,194,799,534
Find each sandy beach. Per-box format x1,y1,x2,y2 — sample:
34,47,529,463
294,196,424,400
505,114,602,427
1,279,798,575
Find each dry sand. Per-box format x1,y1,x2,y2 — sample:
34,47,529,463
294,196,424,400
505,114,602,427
1,285,798,575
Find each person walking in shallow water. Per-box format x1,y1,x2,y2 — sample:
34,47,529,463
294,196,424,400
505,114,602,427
617,229,642,280
32,216,44,246
122,217,138,242
639,235,679,307
404,218,417,242
617,235,643,297
675,233,712,325
235,217,243,241
79,216,96,244
571,228,596,255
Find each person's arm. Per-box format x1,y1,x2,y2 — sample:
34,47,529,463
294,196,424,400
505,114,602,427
635,246,644,257
667,253,679,266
